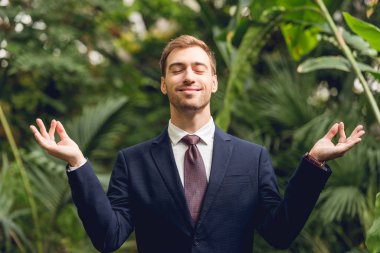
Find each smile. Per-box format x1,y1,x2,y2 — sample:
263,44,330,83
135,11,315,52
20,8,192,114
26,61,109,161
178,88,201,92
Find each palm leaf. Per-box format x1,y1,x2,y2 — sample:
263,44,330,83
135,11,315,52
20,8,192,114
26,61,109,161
66,96,128,155
319,186,368,224
216,20,280,130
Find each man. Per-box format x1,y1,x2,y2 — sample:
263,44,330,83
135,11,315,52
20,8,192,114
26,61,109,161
30,35,365,253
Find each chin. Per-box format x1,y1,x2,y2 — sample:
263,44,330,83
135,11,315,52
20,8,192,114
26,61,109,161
179,103,209,113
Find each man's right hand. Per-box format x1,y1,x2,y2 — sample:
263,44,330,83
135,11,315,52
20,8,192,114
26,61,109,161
30,118,86,167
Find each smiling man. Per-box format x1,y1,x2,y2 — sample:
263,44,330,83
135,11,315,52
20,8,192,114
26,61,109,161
30,35,365,253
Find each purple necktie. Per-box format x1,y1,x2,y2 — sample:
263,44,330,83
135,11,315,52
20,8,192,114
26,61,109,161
182,135,207,224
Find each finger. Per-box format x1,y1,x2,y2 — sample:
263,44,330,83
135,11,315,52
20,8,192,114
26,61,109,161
30,125,52,149
36,118,50,139
347,125,365,141
350,124,364,136
356,130,365,138
324,123,339,140
337,137,363,154
338,122,346,143
349,130,365,141
29,124,38,135
48,119,57,141
56,121,69,139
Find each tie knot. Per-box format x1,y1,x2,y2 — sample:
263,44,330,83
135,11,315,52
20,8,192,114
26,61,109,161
182,135,200,146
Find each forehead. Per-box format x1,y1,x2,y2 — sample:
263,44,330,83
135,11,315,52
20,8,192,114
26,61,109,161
166,46,211,67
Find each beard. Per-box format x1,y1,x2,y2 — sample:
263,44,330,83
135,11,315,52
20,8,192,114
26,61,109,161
167,93,211,113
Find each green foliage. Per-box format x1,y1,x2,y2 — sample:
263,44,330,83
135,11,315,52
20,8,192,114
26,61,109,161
216,24,279,130
0,154,31,253
342,29,378,58
66,96,128,156
366,193,380,253
280,24,320,61
215,3,283,130
343,12,380,52
298,56,380,76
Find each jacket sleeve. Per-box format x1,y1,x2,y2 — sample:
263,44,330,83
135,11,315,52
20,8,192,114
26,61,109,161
255,147,331,249
67,151,134,252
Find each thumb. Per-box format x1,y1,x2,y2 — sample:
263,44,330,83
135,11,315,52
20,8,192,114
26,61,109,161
324,123,339,141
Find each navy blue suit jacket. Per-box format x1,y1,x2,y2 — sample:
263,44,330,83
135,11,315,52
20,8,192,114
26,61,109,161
67,127,331,253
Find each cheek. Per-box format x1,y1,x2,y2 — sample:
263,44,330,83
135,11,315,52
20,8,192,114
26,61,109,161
167,76,183,85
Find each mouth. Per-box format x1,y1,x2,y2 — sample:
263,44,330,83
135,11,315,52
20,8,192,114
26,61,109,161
177,87,201,92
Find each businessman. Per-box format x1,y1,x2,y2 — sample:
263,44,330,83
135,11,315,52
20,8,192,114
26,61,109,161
30,35,365,253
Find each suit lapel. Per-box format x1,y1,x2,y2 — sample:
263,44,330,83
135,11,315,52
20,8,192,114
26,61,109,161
150,129,194,233
198,127,233,224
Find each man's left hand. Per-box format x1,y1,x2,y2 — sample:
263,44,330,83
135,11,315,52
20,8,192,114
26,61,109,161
309,122,365,163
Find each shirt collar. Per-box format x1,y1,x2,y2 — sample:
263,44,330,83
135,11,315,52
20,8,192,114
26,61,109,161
168,118,215,146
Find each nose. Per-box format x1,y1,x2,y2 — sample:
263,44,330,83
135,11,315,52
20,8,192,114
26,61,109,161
183,68,195,85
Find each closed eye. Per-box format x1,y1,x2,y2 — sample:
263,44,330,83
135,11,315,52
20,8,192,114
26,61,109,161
171,69,184,74
168,63,185,74
193,64,207,74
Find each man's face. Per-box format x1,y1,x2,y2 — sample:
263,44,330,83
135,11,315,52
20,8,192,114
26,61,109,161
160,46,218,113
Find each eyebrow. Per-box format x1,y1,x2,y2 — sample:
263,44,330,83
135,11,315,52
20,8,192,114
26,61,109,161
168,62,209,70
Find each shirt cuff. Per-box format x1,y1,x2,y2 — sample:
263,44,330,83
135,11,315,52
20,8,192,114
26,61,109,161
303,153,328,171
66,158,87,172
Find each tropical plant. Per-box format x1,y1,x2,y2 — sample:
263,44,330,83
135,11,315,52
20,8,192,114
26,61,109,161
215,0,380,130
303,1,380,125
0,105,42,252
366,193,380,253
0,153,31,253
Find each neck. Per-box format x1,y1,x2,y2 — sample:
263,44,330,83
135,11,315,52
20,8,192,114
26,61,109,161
170,106,212,133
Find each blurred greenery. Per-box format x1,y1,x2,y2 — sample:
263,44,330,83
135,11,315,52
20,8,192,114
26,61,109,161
366,193,380,253
1,0,380,252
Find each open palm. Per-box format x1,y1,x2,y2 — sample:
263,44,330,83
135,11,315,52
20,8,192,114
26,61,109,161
309,122,365,162
30,119,85,167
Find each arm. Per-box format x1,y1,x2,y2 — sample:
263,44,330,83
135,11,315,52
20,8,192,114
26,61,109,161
67,153,134,252
256,122,365,249
30,119,133,252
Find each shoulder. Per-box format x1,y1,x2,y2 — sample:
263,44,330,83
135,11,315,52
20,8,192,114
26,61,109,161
215,127,264,152
118,129,168,155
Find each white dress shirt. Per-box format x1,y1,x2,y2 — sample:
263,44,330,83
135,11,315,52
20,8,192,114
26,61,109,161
168,118,215,186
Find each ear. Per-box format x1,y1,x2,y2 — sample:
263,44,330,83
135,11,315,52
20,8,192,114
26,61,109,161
211,75,218,93
160,77,167,95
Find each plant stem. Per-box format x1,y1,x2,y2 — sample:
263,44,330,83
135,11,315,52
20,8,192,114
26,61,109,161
315,0,380,125
0,105,43,253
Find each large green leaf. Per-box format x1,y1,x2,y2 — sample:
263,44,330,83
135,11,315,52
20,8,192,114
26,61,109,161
343,12,380,52
366,193,380,253
216,23,277,130
249,0,339,24
281,23,320,61
297,56,380,76
250,0,320,23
